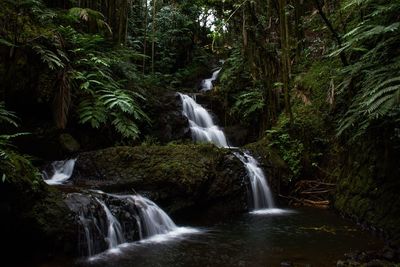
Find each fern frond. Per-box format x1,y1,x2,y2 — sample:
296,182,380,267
111,113,140,139
0,103,18,127
33,45,65,70
78,98,107,128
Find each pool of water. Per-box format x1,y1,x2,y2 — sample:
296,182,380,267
57,207,382,267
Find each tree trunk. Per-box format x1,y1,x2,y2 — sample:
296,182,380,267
314,0,348,66
279,0,293,124
151,0,156,75
142,0,148,74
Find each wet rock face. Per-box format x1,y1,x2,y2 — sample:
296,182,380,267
244,138,290,196
334,141,400,246
337,247,400,266
145,92,191,143
71,144,249,217
0,154,77,260
65,192,141,256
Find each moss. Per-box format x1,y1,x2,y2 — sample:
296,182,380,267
0,153,76,259
334,142,400,245
73,144,249,216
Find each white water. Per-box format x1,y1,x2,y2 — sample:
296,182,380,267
129,195,177,237
43,159,76,185
234,152,275,210
78,211,96,256
81,191,199,258
96,198,125,250
179,90,278,212
179,93,228,147
200,69,221,91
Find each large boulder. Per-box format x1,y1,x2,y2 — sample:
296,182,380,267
71,144,249,218
0,153,77,262
144,92,190,144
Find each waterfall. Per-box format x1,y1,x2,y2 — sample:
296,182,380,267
200,68,221,91
66,191,198,257
234,152,275,210
96,198,125,250
179,93,228,147
129,195,177,237
43,159,76,185
179,92,277,212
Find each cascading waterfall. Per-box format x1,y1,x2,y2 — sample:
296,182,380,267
66,190,198,257
43,159,76,185
200,68,221,91
96,198,125,250
179,93,228,147
234,152,275,209
179,92,277,212
129,195,177,237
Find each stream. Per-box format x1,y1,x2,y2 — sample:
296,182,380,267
35,207,382,267
34,75,383,267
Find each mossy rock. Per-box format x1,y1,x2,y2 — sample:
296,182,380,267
72,144,249,217
0,153,76,261
334,141,400,245
244,137,290,194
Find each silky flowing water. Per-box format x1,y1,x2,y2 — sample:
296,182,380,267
34,207,382,267
32,82,383,267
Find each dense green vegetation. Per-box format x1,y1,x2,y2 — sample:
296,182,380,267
0,0,399,264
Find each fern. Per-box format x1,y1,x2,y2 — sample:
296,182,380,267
111,113,140,139
335,0,400,139
33,45,65,70
232,90,265,121
68,7,112,34
78,97,107,129
0,103,18,127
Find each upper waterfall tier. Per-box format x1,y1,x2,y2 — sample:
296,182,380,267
179,93,228,147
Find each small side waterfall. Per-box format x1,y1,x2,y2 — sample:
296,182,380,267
234,152,275,209
130,195,177,237
200,69,221,91
179,92,278,212
43,159,76,185
179,93,228,147
66,191,198,257
96,198,125,250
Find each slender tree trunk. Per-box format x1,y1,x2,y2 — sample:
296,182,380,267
279,0,293,124
314,0,348,66
142,0,148,74
151,0,156,75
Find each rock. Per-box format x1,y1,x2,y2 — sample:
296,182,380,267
382,248,396,261
0,153,76,262
365,260,392,267
144,92,191,143
334,140,400,247
59,133,80,153
64,192,141,255
336,260,346,267
224,124,250,147
244,137,290,195
71,144,249,218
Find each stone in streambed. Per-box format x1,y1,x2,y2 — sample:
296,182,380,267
72,144,250,218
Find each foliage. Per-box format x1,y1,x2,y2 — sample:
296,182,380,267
267,116,304,183
0,102,19,127
266,99,329,183
334,0,400,140
153,5,194,73
0,1,150,140
231,89,265,121
71,47,150,139
0,104,31,182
